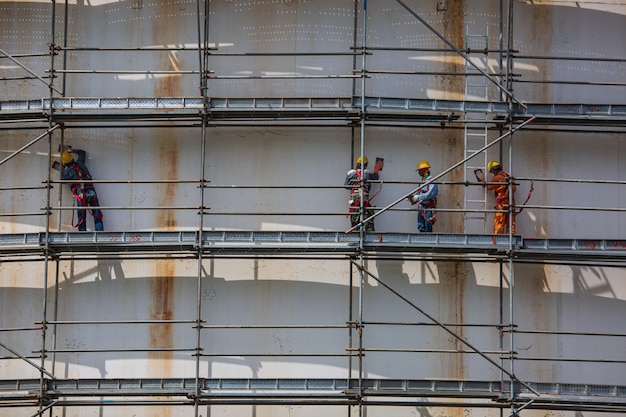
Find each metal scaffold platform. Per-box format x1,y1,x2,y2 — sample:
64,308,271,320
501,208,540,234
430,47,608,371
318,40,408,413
1,378,625,411
2,96,626,127
1,232,625,264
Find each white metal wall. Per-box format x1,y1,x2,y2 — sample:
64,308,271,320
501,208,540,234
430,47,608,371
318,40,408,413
1,1,625,417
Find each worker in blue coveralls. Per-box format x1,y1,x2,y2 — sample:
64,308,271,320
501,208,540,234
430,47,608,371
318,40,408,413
408,160,438,233
61,149,104,231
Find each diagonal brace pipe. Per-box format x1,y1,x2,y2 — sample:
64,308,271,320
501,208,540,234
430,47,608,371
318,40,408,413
28,400,58,417
346,116,536,233
0,48,63,95
0,124,61,167
394,0,526,109
0,341,56,379
509,398,536,416
351,259,540,397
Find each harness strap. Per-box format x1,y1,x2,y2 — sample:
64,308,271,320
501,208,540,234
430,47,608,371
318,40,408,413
69,164,103,227
515,179,534,214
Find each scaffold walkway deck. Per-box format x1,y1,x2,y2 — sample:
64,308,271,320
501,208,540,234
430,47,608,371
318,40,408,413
1,378,625,411
1,97,626,126
1,231,625,263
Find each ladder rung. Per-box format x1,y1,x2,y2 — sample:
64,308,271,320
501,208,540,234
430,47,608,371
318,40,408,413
465,215,487,220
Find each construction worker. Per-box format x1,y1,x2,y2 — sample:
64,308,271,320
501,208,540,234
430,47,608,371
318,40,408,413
344,155,383,232
61,149,104,232
485,160,516,235
408,160,438,233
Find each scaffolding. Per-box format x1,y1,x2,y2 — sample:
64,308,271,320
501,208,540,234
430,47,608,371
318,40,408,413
1,1,626,416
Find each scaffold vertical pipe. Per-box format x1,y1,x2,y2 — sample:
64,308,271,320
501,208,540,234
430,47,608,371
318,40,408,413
347,1,360,409
506,1,517,414
50,0,70,393
357,2,368,417
40,0,59,414
194,2,209,417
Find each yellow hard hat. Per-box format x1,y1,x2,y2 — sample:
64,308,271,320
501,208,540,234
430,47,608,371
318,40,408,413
61,151,74,165
487,160,501,172
416,160,430,171
356,155,368,165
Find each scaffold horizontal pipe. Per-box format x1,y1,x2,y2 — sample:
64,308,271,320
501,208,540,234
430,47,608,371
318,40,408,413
207,52,363,56
514,79,626,87
45,319,197,325
0,212,47,217
46,347,196,354
362,46,511,53
348,348,508,355
52,179,204,184
511,329,626,337
515,357,626,364
197,353,355,357
199,324,347,329
515,177,626,185
45,206,203,211
365,70,508,77
51,70,199,74
363,321,505,327
514,55,626,63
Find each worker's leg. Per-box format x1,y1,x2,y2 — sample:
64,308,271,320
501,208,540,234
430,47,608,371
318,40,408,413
93,209,104,231
423,209,434,233
364,208,375,232
493,212,506,234
350,210,359,228
418,211,431,233
76,208,87,231
86,189,104,231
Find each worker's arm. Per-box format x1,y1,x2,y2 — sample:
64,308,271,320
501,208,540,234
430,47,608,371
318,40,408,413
415,182,437,203
75,149,87,165
344,170,357,187
61,166,76,181
486,173,503,190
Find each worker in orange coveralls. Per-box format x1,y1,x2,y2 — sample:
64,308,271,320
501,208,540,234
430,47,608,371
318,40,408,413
485,160,516,235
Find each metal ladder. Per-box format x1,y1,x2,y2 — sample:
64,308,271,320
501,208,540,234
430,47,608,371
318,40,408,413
463,26,490,234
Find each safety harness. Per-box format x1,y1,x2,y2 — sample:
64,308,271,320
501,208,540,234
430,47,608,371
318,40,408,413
420,198,437,224
348,169,372,214
69,163,103,228
493,173,534,214
417,177,437,224
515,178,534,214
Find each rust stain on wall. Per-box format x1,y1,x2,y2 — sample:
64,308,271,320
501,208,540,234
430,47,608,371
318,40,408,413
442,131,465,233
529,6,554,103
438,0,466,100
156,140,179,229
152,2,184,98
149,2,180,234
148,260,175,375
436,261,467,383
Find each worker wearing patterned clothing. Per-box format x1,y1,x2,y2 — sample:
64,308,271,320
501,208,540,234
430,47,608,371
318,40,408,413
486,160,516,235
409,160,438,233
344,155,383,232
61,149,104,232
